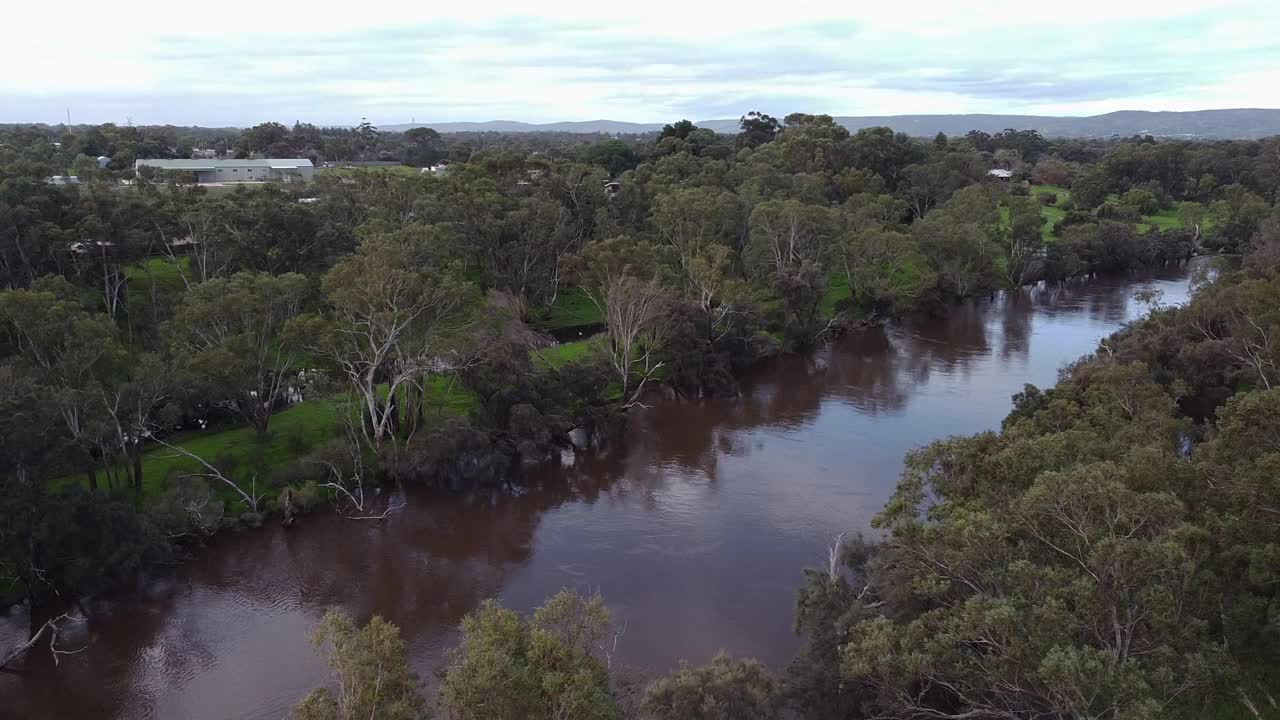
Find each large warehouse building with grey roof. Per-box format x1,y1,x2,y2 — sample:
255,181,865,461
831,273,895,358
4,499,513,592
134,158,315,184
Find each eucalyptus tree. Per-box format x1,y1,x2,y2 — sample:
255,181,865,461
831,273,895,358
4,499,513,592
291,609,428,720
167,270,310,435
564,237,675,406
438,590,622,720
301,225,476,451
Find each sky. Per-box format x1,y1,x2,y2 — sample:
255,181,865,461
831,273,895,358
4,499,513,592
3,0,1279,127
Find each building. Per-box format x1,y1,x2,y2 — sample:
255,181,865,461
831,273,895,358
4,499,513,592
46,175,82,186
987,168,1014,181
134,158,316,184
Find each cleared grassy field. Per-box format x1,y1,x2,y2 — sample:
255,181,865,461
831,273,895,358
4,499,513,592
137,397,340,498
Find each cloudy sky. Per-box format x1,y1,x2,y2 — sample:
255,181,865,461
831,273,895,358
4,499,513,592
4,0,1278,127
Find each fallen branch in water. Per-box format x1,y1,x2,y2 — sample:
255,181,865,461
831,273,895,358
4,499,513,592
1,613,84,671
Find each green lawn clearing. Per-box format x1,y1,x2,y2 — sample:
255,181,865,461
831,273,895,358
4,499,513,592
534,337,600,369
532,286,602,330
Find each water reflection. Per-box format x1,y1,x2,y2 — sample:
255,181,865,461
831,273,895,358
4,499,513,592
0,265,1197,720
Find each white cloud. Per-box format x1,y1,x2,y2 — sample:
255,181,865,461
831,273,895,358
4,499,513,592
2,0,1277,125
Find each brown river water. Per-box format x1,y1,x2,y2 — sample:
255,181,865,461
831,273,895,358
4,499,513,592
1,265,1198,720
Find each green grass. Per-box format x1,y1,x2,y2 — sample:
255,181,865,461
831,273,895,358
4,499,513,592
136,397,340,499
532,287,603,330
1032,185,1069,241
79,372,479,504
1028,185,1069,241
1139,207,1183,234
820,273,852,318
534,337,600,369
127,256,188,283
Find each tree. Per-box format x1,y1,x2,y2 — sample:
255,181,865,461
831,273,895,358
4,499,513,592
1070,167,1111,210
1031,156,1074,186
660,119,697,140
1188,275,1280,391
837,363,1231,720
153,186,233,287
237,122,291,156
1004,195,1047,286
72,182,151,321
291,609,427,720
403,127,445,168
901,152,987,218
303,226,475,451
99,352,173,496
737,111,781,150
1208,184,1272,253
438,590,622,720
564,237,675,405
745,199,836,277
1177,201,1207,244
912,187,1001,297
847,127,925,189
934,131,948,149
0,278,124,489
581,139,639,177
1119,187,1160,215
642,653,779,720
650,187,746,337
837,228,936,311
990,128,1049,163
167,271,310,434
217,185,330,275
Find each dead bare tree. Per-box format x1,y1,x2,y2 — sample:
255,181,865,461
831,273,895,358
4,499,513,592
1,613,85,671
827,531,847,585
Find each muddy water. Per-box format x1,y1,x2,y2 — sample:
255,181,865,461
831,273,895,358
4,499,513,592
0,266,1198,720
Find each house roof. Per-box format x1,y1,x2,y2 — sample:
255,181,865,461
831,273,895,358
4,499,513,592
987,168,1014,178
135,158,314,170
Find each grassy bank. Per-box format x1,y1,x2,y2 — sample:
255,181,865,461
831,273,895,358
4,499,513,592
82,375,479,503
531,286,602,330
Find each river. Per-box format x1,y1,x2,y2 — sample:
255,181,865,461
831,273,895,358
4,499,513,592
0,264,1199,719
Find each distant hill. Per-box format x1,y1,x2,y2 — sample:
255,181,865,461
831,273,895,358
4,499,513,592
385,109,1280,139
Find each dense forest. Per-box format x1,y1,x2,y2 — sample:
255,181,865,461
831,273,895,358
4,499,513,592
2,113,1279,718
